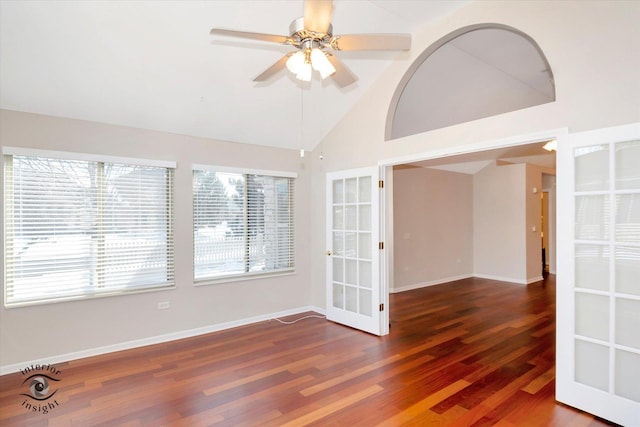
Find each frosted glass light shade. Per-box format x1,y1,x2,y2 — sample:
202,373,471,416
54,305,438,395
286,51,312,82
310,48,336,78
286,51,305,73
286,48,335,81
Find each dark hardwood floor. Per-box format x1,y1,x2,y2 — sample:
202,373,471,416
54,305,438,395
0,276,614,426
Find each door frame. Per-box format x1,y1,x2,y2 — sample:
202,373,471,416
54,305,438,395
378,127,568,327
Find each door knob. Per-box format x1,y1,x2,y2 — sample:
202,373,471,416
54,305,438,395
326,250,332,256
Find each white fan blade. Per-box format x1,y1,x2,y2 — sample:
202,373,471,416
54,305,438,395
330,34,411,51
326,54,357,88
210,28,290,45
254,54,293,82
304,0,333,34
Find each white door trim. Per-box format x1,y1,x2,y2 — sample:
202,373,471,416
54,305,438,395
380,128,568,168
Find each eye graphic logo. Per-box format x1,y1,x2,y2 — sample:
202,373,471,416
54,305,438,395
21,374,59,401
19,364,63,415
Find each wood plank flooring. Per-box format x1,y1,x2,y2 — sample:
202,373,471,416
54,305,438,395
0,276,616,426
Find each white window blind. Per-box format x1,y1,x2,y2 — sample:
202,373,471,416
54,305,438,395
193,168,295,281
3,153,175,306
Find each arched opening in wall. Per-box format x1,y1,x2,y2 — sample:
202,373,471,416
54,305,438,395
386,24,555,140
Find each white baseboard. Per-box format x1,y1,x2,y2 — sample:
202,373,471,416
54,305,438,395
473,273,528,285
0,305,326,375
473,274,546,285
391,274,473,293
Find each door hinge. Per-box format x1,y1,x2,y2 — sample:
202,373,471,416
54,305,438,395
379,303,384,311
378,180,384,188
379,242,384,250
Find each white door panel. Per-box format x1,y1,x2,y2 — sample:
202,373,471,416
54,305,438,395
326,167,383,335
556,123,640,426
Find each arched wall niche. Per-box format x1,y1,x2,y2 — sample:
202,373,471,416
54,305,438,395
386,23,556,141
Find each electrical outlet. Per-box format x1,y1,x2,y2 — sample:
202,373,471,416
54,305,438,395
157,301,170,310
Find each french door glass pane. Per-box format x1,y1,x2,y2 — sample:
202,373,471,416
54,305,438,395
615,298,640,349
345,259,357,285
575,145,609,191
345,232,357,257
575,293,609,341
359,289,372,317
615,350,640,402
575,244,609,291
333,206,344,230
333,283,344,309
345,206,357,230
359,261,372,288
333,180,344,203
615,140,640,189
359,233,371,260
359,205,371,231
333,258,344,283
616,246,640,295
575,195,610,240
575,339,609,391
333,232,344,256
615,194,640,242
359,177,371,202
345,178,357,203
345,286,357,312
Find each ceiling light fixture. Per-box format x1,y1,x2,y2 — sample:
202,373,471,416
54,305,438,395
286,40,335,82
543,140,557,151
310,48,336,79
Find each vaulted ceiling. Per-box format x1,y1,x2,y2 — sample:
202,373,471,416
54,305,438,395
0,0,469,151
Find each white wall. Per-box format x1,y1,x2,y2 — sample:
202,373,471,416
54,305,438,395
392,166,473,291
473,163,526,283
0,110,313,370
309,0,639,308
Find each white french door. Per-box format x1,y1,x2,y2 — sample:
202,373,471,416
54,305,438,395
326,167,384,335
556,122,640,426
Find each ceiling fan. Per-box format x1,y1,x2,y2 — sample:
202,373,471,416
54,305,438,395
210,0,411,87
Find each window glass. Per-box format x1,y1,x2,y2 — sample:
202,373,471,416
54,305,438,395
4,154,175,306
193,169,295,281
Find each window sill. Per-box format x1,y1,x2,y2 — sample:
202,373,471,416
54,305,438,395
193,270,296,287
4,284,176,309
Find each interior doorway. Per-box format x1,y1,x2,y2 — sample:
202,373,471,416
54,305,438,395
383,136,558,295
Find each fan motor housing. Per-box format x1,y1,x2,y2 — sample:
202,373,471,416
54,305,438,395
289,17,333,43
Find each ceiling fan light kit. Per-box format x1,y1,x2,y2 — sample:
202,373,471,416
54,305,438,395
285,42,336,82
310,48,336,78
210,0,411,87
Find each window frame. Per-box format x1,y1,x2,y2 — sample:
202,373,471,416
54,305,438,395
2,147,176,307
192,164,296,285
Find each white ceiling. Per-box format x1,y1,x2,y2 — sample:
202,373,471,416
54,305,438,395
0,0,468,151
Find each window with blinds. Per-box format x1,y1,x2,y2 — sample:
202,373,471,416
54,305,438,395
3,150,175,306
193,166,295,282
